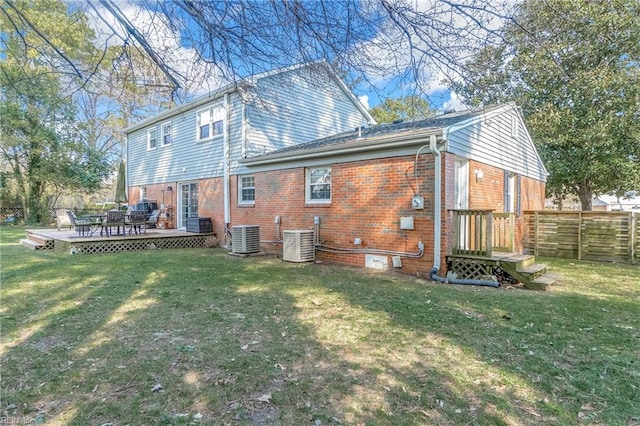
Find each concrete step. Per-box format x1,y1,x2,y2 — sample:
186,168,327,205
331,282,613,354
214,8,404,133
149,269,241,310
21,238,44,250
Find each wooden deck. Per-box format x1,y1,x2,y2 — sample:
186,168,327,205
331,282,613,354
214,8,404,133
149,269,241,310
22,227,217,254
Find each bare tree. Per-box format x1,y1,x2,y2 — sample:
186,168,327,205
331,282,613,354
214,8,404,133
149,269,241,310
4,0,514,103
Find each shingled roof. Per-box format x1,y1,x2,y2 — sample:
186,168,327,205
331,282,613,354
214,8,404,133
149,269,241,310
261,106,496,157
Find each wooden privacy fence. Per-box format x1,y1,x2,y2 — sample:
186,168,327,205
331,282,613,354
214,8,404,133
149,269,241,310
524,211,638,264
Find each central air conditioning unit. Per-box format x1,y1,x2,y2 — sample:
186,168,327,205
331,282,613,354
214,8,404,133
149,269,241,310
283,230,315,262
231,225,260,254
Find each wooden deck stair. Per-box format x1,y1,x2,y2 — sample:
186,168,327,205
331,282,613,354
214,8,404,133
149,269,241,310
495,254,560,291
21,231,54,250
20,238,44,250
448,253,560,290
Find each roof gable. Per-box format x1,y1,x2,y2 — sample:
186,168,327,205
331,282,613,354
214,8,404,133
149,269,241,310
242,103,548,182
125,61,371,134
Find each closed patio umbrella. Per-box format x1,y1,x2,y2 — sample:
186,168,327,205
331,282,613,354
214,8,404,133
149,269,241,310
115,160,128,209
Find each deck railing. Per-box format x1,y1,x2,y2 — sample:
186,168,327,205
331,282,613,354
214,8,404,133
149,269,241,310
451,210,515,257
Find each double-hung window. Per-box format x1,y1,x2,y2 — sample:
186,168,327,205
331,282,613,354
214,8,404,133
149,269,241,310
161,122,172,146
306,166,331,204
147,127,158,150
196,105,224,142
239,175,255,204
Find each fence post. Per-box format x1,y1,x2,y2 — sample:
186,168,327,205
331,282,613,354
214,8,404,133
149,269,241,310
577,211,582,261
631,212,637,265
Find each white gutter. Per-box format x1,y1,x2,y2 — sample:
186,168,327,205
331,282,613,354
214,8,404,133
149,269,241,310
223,93,231,224
241,129,443,166
430,134,442,271
125,85,237,134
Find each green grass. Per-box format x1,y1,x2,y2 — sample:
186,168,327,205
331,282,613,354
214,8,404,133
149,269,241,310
1,226,639,425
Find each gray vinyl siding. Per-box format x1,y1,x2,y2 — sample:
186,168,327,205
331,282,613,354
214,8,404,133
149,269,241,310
128,94,243,186
445,108,547,182
127,66,371,184
242,69,369,161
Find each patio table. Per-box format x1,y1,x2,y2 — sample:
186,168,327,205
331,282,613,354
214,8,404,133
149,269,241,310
75,214,104,237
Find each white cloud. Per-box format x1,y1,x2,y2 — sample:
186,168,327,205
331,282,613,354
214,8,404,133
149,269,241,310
352,0,513,96
442,91,468,112
85,1,228,99
358,95,370,110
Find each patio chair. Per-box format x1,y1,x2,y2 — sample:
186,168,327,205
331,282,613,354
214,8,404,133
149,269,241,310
104,210,126,237
56,209,73,231
127,211,147,235
146,209,160,228
66,210,99,237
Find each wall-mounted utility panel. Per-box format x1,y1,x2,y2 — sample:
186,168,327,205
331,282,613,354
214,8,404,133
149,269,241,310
400,216,414,230
412,195,424,210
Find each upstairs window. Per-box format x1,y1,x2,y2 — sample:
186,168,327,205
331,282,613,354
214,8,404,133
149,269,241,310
196,105,224,141
147,127,158,150
161,122,172,146
239,175,255,204
306,166,331,204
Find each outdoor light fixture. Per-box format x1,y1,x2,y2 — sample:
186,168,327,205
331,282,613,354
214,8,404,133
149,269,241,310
474,169,484,182
167,186,173,191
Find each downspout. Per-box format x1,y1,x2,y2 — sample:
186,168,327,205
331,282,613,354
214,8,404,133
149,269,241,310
241,94,247,158
427,134,498,287
430,134,441,273
223,93,231,244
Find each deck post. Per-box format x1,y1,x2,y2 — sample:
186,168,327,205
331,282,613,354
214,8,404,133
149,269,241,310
486,211,493,258
509,213,515,253
452,210,460,255
534,211,539,257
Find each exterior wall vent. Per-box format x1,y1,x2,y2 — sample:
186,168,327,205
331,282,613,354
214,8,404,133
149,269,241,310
282,230,315,262
231,225,260,254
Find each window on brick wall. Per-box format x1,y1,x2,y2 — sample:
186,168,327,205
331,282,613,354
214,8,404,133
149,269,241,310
239,174,255,204
306,166,331,204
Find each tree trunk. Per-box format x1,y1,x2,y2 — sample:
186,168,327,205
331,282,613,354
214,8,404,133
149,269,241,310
578,180,593,211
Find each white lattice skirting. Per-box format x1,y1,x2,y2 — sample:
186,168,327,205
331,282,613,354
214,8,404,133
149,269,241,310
58,235,213,254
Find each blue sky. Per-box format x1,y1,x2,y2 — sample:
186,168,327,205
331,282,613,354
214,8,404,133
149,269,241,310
85,0,472,113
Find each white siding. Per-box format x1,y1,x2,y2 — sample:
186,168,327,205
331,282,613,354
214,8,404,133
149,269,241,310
128,93,243,186
445,106,547,182
127,66,371,185
244,68,369,159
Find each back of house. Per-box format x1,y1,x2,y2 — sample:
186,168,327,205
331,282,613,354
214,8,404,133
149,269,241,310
126,64,548,278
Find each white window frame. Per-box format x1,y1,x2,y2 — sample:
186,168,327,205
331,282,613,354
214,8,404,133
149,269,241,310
161,121,172,146
306,166,332,204
196,104,224,142
147,127,158,150
140,186,147,201
238,174,255,205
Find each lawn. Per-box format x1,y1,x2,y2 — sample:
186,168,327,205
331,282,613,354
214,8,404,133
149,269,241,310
1,226,638,425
